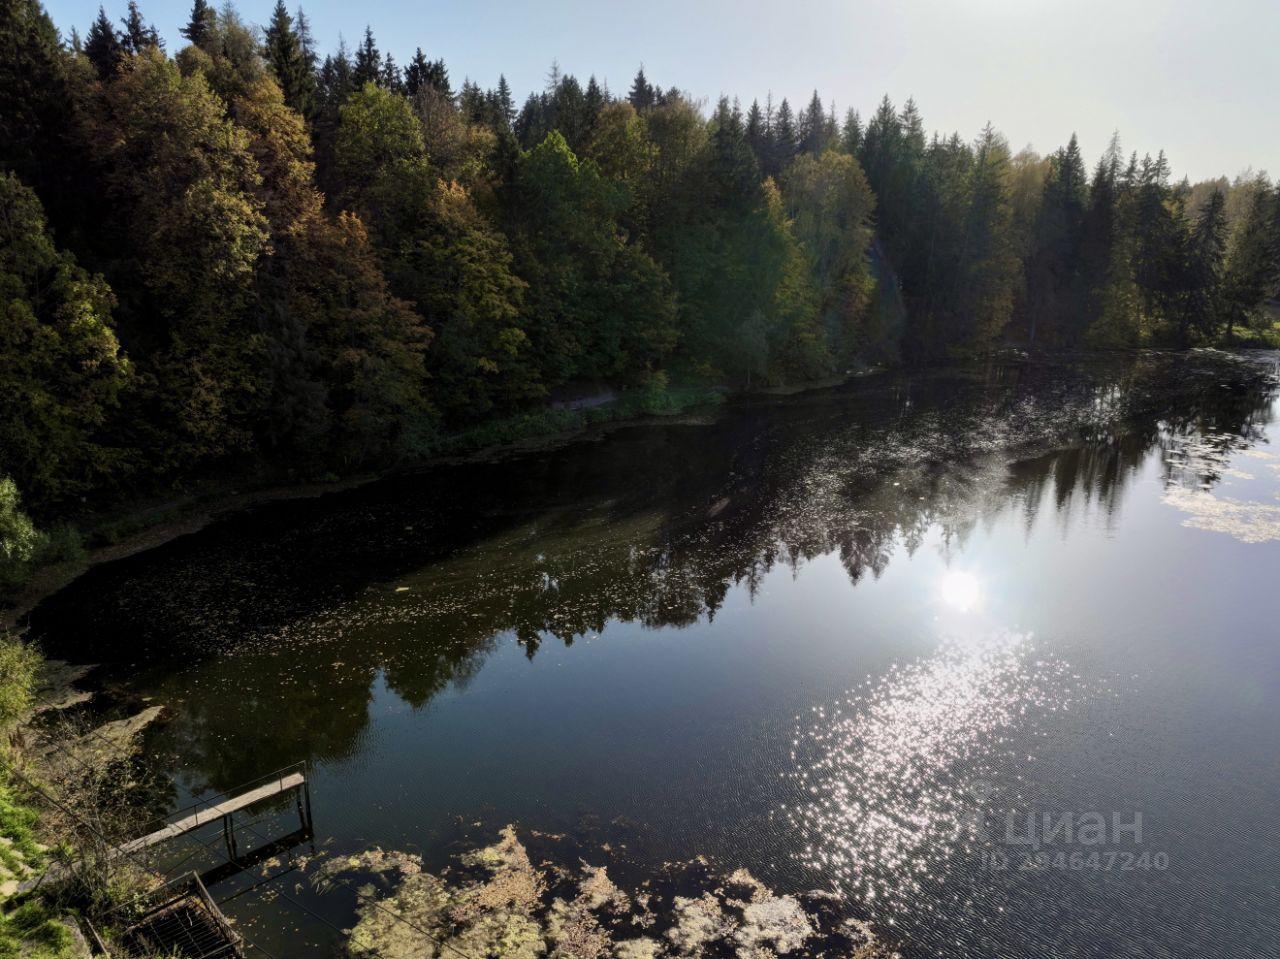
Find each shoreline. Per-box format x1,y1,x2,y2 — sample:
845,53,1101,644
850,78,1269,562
3,388,737,631
9,346,1271,632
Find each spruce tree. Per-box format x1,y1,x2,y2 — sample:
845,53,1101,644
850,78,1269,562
380,51,401,93
627,65,653,111
353,25,379,87
404,48,429,95
1222,183,1279,338
0,0,77,201
180,0,215,49
1182,188,1227,343
1026,132,1088,344
84,6,122,78
841,109,862,155
584,76,605,125
770,98,796,174
425,58,450,98
799,89,826,154
120,1,159,54
745,99,766,165
263,0,314,115
496,74,515,128
318,42,353,108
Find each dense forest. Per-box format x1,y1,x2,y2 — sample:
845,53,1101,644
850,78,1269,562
2,0,1280,589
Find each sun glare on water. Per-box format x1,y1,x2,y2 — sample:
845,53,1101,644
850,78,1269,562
940,570,983,612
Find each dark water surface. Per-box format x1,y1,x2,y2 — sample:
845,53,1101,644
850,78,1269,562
28,353,1280,958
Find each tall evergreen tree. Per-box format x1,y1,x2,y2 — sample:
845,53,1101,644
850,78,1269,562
379,51,401,93
180,0,215,50
798,89,827,155
769,98,796,175
404,47,429,96
352,25,379,87
627,65,653,111
263,0,314,115
744,99,766,164
1181,187,1228,343
841,109,862,155
495,74,515,128
120,1,159,54
1222,182,1279,338
0,0,80,214
1025,132,1088,344
84,6,122,79
294,5,316,71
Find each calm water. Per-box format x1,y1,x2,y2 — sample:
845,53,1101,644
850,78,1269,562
28,353,1280,958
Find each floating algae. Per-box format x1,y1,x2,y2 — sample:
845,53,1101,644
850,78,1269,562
1162,486,1280,543
311,827,899,958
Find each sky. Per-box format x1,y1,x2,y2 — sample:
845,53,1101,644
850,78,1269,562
43,0,1279,183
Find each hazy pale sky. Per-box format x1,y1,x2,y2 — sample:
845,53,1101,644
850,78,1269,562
45,0,1278,182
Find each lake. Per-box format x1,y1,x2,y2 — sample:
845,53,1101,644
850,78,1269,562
27,351,1280,959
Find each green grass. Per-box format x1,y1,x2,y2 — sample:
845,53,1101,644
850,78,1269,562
0,781,43,874
1218,306,1280,349
428,384,725,457
0,636,78,959
0,900,75,959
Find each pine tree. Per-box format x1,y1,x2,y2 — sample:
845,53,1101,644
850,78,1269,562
353,25,379,87
627,65,653,111
770,98,796,175
84,6,123,78
1,0,79,207
295,5,316,71
404,48,429,96
459,79,486,124
745,99,767,165
120,1,159,54
584,76,605,125
799,89,827,155
1222,182,1279,338
1181,188,1227,343
317,40,352,109
180,0,215,50
841,109,862,155
425,58,450,98
380,51,401,93
899,98,925,154
263,0,314,115
953,124,1018,348
496,74,515,128
1026,132,1088,344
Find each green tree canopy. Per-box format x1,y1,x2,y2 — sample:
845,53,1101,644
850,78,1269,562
0,172,131,507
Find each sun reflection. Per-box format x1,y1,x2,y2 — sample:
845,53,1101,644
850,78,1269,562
784,629,1077,911
939,570,982,612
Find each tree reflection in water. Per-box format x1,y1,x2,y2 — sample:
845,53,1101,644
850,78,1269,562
26,351,1278,798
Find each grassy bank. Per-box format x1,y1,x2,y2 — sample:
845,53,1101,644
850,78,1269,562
0,636,82,958
0,632,178,957
1219,307,1280,349
427,382,725,457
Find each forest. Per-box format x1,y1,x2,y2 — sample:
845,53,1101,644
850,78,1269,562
2,0,1280,590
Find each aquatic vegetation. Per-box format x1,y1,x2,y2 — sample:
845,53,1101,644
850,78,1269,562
1161,487,1280,543
313,828,898,958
